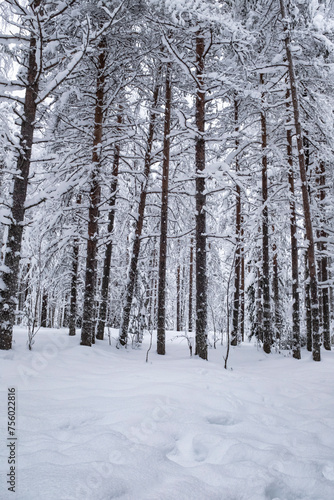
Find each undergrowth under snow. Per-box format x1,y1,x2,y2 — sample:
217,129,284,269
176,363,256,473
1,327,334,500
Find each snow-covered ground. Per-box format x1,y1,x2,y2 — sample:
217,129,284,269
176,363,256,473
1,327,334,500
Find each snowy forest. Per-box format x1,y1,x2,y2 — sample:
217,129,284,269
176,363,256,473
1,0,334,360
1,1,334,499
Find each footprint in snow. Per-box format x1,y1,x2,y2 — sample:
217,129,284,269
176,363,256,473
322,464,334,481
192,434,217,462
206,414,238,426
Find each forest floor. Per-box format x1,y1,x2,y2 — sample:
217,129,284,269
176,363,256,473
1,327,334,500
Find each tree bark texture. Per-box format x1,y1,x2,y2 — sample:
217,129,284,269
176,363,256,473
286,101,301,358
272,239,281,341
147,240,157,332
260,74,272,354
188,238,194,332
81,40,106,346
157,63,172,355
41,292,48,328
316,161,331,350
240,228,245,342
176,263,181,331
231,97,241,346
69,241,79,336
0,29,39,350
304,251,313,351
195,33,208,360
256,263,263,342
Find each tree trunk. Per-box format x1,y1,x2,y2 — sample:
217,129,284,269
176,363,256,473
41,292,48,328
147,239,157,331
316,161,331,350
260,74,272,354
286,99,301,358
69,241,79,336
240,226,245,342
0,28,39,350
272,239,281,341
157,63,172,355
188,237,194,332
304,251,313,351
118,68,161,346
304,136,312,352
68,194,81,336
81,40,106,347
195,33,208,360
231,97,241,346
176,263,181,331
280,0,321,361
256,264,263,342
96,113,122,340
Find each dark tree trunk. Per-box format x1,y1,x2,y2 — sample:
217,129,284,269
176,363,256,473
157,63,172,355
176,263,181,331
195,33,208,360
181,265,186,329
286,101,301,358
316,161,331,350
148,238,158,332
0,20,40,350
260,74,272,354
69,194,81,336
272,238,281,341
321,256,330,350
69,241,79,336
0,28,39,350
231,97,241,346
305,251,313,352
41,292,48,328
147,240,157,331
256,262,263,342
119,68,161,346
240,226,245,342
280,0,321,361
18,273,26,324
330,268,334,334
153,268,158,330
304,137,312,352
96,113,122,340
81,40,106,347
188,237,194,332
